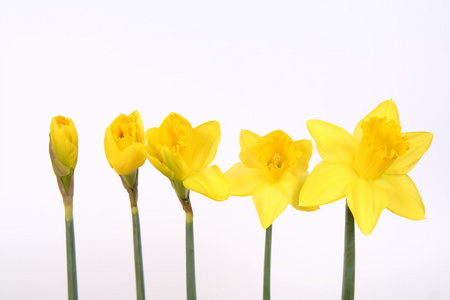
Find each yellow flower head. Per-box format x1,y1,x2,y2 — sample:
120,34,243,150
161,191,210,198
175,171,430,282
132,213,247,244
145,112,230,201
225,129,317,229
50,115,78,174
104,110,146,175
299,100,433,235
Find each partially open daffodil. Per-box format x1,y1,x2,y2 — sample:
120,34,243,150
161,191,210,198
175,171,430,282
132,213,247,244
225,129,317,229
145,112,230,201
104,110,146,176
299,100,433,235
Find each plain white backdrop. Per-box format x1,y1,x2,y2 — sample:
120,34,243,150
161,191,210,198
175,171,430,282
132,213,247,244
1,0,449,299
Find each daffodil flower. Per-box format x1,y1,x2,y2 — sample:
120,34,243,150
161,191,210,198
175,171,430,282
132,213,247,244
145,112,230,201
104,110,147,299
104,110,146,177
225,129,317,229
146,112,229,300
299,100,433,235
226,129,315,299
49,115,79,300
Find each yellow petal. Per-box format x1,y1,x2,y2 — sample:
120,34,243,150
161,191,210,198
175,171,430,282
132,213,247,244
190,121,220,170
299,161,358,207
253,183,290,229
353,100,400,142
307,120,357,164
104,126,121,168
161,146,192,181
239,130,261,168
107,143,146,175
293,139,313,173
224,163,265,196
161,112,192,128
131,110,146,144
377,174,425,220
281,171,319,211
386,131,433,175
145,127,164,162
183,165,231,201
346,178,389,235
145,152,174,179
49,137,71,177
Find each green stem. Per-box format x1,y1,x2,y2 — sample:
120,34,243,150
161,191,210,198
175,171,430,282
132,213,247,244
263,224,272,300
172,181,196,300
263,225,272,300
132,207,146,300
65,216,78,300
186,210,197,300
341,202,355,300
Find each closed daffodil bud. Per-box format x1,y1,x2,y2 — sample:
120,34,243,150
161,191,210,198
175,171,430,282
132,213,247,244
50,116,78,174
49,115,78,197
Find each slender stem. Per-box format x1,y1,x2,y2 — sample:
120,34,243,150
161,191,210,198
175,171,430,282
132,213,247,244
65,211,78,300
263,224,272,300
341,202,355,300
172,181,197,300
132,207,146,300
186,210,197,300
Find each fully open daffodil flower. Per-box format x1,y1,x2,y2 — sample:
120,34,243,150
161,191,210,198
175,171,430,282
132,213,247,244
299,100,433,235
225,129,317,229
104,110,146,176
145,112,230,201
50,115,78,175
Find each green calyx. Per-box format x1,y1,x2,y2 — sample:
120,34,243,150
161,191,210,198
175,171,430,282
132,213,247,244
122,169,138,190
171,180,189,201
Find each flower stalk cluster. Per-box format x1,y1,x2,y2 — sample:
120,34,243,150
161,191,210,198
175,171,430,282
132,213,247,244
50,99,432,300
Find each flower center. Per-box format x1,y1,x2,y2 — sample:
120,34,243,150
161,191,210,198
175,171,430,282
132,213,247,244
255,130,301,182
55,116,70,128
112,114,138,151
352,117,410,180
159,113,191,154
270,153,282,169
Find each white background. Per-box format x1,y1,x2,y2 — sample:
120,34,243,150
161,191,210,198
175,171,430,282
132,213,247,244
1,0,449,299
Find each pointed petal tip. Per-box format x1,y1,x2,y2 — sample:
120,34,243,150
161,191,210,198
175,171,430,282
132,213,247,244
296,205,320,212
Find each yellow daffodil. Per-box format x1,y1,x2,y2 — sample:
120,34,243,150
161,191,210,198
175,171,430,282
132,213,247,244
225,129,317,229
299,100,433,235
104,110,146,176
145,112,230,201
50,115,78,176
